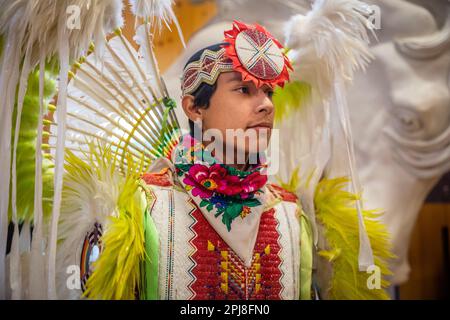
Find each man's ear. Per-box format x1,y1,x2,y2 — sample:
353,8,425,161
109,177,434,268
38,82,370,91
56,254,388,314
181,95,203,122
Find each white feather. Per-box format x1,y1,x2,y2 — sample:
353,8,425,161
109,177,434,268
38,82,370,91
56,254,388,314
0,1,28,299
28,58,48,300
281,0,376,270
47,24,70,300
0,0,124,70
9,38,32,302
130,0,185,47
130,0,173,24
284,0,375,98
48,29,178,173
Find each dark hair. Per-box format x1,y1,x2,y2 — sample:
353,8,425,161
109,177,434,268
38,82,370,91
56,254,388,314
184,43,227,135
189,82,217,134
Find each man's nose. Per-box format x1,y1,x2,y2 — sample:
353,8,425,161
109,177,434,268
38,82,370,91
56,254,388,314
255,90,274,115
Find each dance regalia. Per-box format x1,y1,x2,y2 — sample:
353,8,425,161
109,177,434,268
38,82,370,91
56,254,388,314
138,135,313,300
0,0,393,300
56,20,316,299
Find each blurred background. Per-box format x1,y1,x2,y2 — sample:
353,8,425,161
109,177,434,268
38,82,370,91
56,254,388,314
120,0,450,299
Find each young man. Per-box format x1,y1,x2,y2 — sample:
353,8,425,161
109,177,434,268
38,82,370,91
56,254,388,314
136,25,311,300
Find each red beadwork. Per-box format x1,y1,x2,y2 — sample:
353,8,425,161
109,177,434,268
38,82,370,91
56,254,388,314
189,206,282,300
268,184,298,203
223,20,292,89
141,168,173,187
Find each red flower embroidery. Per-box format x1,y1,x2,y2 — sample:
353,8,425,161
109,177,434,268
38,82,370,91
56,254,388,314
183,164,228,198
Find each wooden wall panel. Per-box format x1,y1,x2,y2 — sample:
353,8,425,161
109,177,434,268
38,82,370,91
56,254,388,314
399,203,450,299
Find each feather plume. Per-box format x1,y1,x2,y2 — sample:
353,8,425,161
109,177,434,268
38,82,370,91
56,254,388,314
4,64,57,299
82,179,146,300
55,144,146,300
129,0,185,47
278,0,377,270
130,0,174,23
56,144,142,299
314,177,394,300
0,0,124,69
284,0,375,98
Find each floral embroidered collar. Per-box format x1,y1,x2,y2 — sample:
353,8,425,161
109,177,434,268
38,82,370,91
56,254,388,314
173,134,267,230
172,134,268,267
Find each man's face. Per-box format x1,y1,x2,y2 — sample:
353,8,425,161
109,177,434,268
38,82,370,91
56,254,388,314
200,71,275,161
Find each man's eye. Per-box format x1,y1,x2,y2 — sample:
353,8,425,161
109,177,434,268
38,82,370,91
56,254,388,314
266,90,274,98
237,86,249,94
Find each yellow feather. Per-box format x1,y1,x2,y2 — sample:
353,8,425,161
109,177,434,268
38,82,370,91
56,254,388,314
65,144,146,300
273,81,312,124
277,166,301,193
314,177,395,300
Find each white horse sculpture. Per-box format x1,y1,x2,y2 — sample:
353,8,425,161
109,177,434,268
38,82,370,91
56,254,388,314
347,0,450,284
164,0,450,285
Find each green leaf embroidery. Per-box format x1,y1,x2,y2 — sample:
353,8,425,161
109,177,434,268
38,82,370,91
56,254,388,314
225,203,243,220
224,164,253,178
215,208,225,218
222,214,232,232
242,198,261,207
199,199,209,208
176,164,191,173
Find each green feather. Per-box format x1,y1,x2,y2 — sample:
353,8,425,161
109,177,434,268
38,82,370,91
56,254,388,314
142,206,159,300
9,63,58,223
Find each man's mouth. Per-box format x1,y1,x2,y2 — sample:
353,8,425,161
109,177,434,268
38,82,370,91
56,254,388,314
246,122,273,131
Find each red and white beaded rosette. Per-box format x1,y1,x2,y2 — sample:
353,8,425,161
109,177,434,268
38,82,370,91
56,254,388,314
223,20,292,89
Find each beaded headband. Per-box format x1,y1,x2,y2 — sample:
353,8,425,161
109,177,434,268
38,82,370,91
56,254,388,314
181,48,234,96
